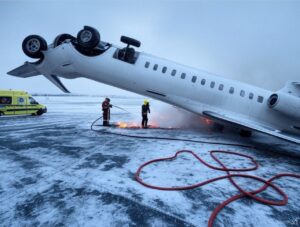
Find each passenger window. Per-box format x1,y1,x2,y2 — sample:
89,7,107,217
257,96,264,103
171,69,176,76
229,87,234,94
145,62,150,68
240,90,245,97
218,84,224,91
0,96,12,104
181,73,186,79
153,64,158,71
210,81,215,88
192,76,197,83
201,79,206,85
249,93,254,100
162,67,167,73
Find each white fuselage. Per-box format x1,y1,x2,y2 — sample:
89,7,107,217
35,42,298,134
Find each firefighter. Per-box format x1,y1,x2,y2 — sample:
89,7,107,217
102,98,112,126
141,100,150,128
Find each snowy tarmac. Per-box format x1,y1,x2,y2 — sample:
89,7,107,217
0,96,299,227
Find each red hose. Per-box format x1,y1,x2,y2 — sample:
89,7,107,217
135,150,300,227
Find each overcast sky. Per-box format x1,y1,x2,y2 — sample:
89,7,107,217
0,0,299,95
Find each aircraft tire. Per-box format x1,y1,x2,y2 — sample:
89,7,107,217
77,26,100,49
22,35,47,59
53,33,75,47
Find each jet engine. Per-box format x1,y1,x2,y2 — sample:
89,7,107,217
267,92,300,119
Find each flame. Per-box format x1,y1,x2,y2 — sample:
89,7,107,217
117,121,141,129
200,117,213,125
117,121,160,129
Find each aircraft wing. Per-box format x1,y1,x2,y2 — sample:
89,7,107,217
7,63,70,93
203,111,300,144
7,62,40,78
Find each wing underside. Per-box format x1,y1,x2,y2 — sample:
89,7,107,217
7,63,70,93
203,111,300,144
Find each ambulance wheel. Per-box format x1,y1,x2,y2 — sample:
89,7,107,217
37,109,43,116
53,33,75,47
239,129,252,137
77,26,100,49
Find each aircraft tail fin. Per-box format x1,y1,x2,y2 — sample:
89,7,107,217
279,81,300,97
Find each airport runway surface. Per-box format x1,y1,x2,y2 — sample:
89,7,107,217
0,96,299,227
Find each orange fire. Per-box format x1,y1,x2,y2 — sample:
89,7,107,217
117,121,141,129
200,117,213,125
117,121,160,129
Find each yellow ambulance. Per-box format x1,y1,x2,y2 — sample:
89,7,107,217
0,90,47,116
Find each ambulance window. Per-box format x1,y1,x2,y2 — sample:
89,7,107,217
162,66,167,73
192,76,197,83
181,73,186,79
201,79,206,85
0,96,12,104
257,96,264,103
29,97,38,105
210,81,215,88
219,84,224,91
249,92,254,100
145,61,150,68
229,87,234,94
240,90,245,97
171,69,176,76
153,64,158,71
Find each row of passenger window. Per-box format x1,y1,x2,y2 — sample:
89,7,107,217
144,61,264,103
145,61,197,83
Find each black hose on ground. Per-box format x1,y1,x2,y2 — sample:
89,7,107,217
90,117,257,149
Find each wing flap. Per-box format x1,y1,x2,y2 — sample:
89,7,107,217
203,111,300,144
7,62,40,78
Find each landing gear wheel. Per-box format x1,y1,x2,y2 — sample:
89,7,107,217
53,33,75,47
22,35,47,59
77,26,100,49
37,109,43,116
239,129,252,137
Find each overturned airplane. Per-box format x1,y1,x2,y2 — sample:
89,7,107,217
7,26,300,144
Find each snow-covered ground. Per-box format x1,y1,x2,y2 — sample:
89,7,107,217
0,96,299,227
